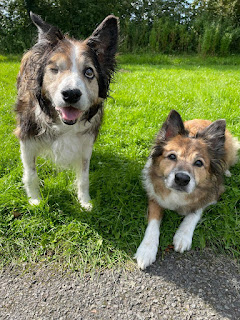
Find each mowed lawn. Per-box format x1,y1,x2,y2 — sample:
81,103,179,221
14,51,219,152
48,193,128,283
0,54,240,271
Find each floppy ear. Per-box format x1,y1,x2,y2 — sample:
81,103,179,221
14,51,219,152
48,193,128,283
151,110,186,158
30,12,64,44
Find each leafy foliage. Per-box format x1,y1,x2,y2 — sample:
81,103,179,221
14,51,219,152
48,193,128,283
1,0,240,55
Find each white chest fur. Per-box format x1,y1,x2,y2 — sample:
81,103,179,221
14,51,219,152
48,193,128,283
34,119,94,167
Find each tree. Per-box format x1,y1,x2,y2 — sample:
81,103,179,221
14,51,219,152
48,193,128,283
0,0,239,54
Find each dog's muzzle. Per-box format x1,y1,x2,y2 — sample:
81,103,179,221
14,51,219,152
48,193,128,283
166,170,195,193
174,172,191,187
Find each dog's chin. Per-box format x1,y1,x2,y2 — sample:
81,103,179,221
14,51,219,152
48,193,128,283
168,184,192,194
62,118,78,125
172,187,188,193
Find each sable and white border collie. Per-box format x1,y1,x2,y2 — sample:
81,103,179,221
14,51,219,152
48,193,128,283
15,12,119,209
135,110,239,269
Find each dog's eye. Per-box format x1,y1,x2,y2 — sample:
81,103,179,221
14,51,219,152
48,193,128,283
194,160,204,167
168,154,177,161
84,68,95,79
50,68,59,74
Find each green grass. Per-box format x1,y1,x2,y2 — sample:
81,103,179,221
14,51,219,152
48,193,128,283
0,54,240,272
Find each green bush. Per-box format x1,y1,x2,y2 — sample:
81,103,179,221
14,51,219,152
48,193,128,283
220,32,233,56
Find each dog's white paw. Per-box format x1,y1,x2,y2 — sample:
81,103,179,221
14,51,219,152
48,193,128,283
78,191,93,211
225,170,231,177
134,219,160,270
134,241,158,270
80,201,93,211
29,198,41,206
173,230,192,253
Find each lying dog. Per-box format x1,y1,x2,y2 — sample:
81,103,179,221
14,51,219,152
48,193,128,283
135,110,239,269
15,12,119,208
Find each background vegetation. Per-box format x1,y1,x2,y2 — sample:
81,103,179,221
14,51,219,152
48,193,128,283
0,54,239,271
1,0,240,55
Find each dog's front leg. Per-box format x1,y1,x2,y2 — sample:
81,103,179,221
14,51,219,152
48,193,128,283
134,199,164,269
76,136,94,211
20,140,41,205
173,209,203,253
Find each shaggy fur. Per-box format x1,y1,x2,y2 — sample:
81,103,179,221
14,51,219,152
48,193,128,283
15,12,119,208
135,110,239,269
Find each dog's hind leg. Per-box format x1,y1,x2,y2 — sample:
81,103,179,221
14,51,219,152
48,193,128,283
20,140,41,205
75,135,94,211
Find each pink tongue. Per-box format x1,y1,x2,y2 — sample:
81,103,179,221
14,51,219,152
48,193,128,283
58,107,82,121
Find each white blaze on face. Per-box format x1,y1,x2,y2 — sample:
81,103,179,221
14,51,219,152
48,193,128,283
42,40,100,124
53,43,89,111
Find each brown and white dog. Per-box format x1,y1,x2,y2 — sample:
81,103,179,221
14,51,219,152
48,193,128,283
135,110,239,269
15,12,119,208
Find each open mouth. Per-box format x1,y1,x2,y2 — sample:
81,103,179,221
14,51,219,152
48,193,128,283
56,106,83,125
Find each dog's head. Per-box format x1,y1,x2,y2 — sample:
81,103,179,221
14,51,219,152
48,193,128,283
27,12,119,125
151,110,226,194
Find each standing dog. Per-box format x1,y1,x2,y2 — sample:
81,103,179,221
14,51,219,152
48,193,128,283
15,12,119,208
135,110,239,269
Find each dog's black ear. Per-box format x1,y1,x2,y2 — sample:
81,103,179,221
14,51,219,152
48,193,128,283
151,110,186,158
30,12,64,44
86,15,119,98
87,15,119,65
160,110,186,140
199,119,226,154
198,119,226,174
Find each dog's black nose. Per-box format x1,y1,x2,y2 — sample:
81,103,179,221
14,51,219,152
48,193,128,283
175,172,190,187
62,89,82,104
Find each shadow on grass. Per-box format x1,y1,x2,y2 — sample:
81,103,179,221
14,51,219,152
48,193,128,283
44,150,148,257
42,149,240,261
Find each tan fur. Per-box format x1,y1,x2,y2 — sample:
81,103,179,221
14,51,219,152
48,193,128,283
135,111,239,269
184,119,239,167
148,199,164,221
149,119,238,214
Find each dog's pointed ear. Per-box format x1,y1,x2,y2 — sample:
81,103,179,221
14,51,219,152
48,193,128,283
86,15,119,67
199,119,226,152
151,110,185,158
30,12,64,44
160,110,186,140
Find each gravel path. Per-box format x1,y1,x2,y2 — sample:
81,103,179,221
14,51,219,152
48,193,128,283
0,249,239,320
